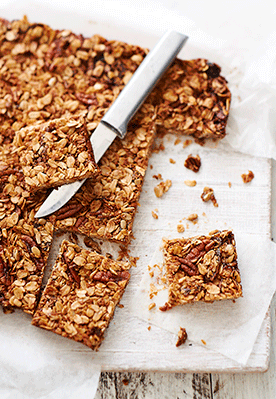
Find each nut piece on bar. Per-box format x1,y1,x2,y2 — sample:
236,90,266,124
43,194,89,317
16,118,98,192
160,230,242,310
32,240,131,350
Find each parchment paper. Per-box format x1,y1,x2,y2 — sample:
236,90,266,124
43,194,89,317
129,234,276,365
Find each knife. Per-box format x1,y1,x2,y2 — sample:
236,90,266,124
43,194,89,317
35,30,188,218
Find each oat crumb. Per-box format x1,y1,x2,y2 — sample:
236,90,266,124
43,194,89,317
201,186,218,207
183,139,192,148
187,213,198,222
169,158,176,164
152,210,158,219
148,302,156,311
177,224,185,233
184,180,197,187
154,179,172,198
228,182,232,188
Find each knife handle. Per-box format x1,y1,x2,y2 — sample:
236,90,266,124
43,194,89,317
101,30,188,139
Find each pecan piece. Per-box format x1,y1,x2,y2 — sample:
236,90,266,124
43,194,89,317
184,154,201,173
241,170,254,183
176,327,188,347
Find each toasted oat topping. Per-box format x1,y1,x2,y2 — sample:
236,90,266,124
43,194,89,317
32,240,131,350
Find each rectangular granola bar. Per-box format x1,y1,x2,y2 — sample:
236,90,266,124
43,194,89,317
161,230,242,310
54,104,156,244
16,118,98,191
0,159,55,314
32,240,131,350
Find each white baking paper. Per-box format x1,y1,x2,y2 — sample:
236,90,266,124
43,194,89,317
0,309,101,399
129,233,276,366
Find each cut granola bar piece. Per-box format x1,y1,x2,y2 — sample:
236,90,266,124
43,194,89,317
153,58,231,143
16,118,98,191
32,240,131,350
161,230,242,309
54,103,156,244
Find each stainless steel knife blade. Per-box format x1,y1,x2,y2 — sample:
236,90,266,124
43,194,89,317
35,30,188,218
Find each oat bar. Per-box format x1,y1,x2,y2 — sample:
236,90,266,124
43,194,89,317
161,230,242,310
54,105,156,244
32,240,131,350
153,58,231,143
16,118,98,191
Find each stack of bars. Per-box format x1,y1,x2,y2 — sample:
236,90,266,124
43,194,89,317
0,16,231,349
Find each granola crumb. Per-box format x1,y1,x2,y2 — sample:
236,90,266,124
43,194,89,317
152,173,163,180
184,180,197,187
201,339,207,345
149,271,154,278
154,179,172,198
169,158,176,164
187,213,198,222
174,138,181,145
228,182,232,188
201,187,218,207
177,224,185,233
148,302,156,311
148,326,151,331
184,154,201,173
183,139,192,148
241,170,254,183
152,210,159,219
176,327,188,347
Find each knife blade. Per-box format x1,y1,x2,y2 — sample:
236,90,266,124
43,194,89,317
35,30,188,218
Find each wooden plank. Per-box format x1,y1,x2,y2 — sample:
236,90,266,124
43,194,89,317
95,372,213,399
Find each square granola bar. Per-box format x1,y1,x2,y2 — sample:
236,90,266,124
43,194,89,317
16,118,98,191
161,230,242,310
153,58,231,143
32,240,131,350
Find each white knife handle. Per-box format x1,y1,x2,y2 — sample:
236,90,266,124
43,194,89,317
101,30,188,139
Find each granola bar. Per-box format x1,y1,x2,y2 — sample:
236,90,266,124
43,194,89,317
153,58,231,143
161,230,242,310
15,118,98,191
54,104,156,244
32,240,131,350
0,158,55,313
